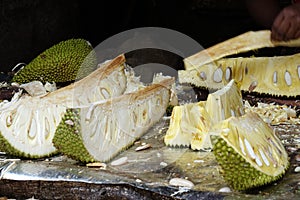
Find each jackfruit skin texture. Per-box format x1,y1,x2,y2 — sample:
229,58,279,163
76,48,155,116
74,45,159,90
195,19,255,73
52,108,95,163
211,136,288,191
0,132,57,159
11,39,97,84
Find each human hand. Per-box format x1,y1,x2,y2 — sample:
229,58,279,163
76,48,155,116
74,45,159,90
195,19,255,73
271,3,300,41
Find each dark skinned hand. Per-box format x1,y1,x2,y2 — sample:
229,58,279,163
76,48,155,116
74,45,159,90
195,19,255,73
271,3,300,41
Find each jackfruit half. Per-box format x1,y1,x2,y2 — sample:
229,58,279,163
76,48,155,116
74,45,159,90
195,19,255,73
211,111,289,191
11,38,97,84
53,76,175,163
0,55,134,158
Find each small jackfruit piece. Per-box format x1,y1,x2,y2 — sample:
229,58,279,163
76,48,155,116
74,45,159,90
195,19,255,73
184,30,300,70
11,38,97,84
164,101,212,150
205,79,244,124
53,77,174,163
211,111,289,191
164,79,243,151
0,55,131,158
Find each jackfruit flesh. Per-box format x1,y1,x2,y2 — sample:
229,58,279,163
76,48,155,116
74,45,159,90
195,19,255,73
164,79,243,151
11,38,97,84
211,111,289,191
0,55,135,158
184,30,300,70
53,77,174,163
164,101,213,150
205,79,244,124
179,53,300,97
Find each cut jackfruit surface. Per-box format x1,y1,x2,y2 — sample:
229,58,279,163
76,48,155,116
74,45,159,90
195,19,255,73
179,53,300,97
164,101,212,150
184,30,300,70
11,38,97,84
164,79,243,150
53,77,174,163
211,111,289,191
205,79,244,124
0,55,134,158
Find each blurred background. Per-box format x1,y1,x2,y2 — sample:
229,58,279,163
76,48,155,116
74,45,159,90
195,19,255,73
0,0,288,72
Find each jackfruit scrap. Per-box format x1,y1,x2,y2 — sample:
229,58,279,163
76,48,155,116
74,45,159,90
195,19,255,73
244,101,300,125
11,38,97,84
211,111,289,191
53,77,174,163
0,54,136,158
179,53,300,97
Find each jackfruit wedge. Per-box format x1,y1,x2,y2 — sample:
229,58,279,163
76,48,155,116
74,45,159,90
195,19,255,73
12,38,97,84
53,76,175,163
164,79,243,150
179,53,300,97
211,111,289,191
205,79,244,124
0,55,137,158
164,101,212,150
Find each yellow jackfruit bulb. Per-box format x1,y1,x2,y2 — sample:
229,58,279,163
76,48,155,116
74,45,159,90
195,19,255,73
164,101,213,150
12,38,97,84
205,79,244,124
211,111,289,191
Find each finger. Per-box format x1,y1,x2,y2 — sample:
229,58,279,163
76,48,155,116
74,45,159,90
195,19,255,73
283,21,294,40
271,15,285,41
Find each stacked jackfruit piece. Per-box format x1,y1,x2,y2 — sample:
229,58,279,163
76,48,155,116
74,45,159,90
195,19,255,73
164,79,289,191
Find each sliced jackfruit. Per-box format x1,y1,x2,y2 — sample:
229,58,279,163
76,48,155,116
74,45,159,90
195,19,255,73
164,101,212,150
53,77,175,163
11,38,97,84
211,111,289,191
179,53,300,97
0,55,134,158
184,30,300,70
164,79,243,150
205,79,244,124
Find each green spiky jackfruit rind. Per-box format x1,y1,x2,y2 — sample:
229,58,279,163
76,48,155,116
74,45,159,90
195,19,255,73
211,136,288,191
52,108,95,163
12,39,97,84
0,132,57,159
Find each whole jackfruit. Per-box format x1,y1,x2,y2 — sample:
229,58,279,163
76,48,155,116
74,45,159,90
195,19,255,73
11,38,97,84
211,111,289,191
0,55,131,158
53,76,175,163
